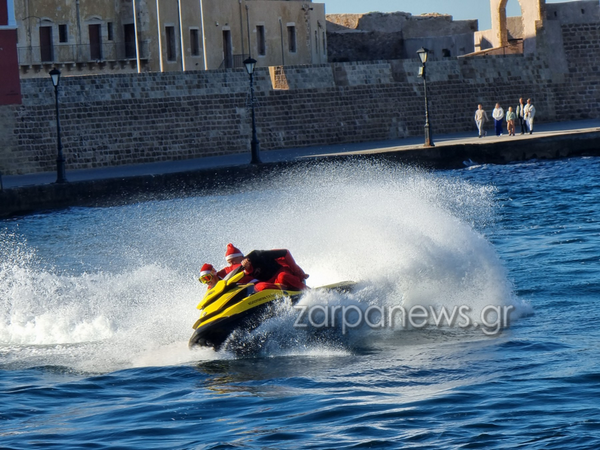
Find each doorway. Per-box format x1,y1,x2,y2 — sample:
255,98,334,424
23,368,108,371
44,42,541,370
89,24,102,60
39,26,53,62
124,23,137,59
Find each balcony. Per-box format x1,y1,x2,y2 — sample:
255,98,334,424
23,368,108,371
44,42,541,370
17,40,150,74
219,54,250,69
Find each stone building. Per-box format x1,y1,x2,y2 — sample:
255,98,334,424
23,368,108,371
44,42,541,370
326,11,478,62
474,0,600,55
2,0,600,176
14,0,326,78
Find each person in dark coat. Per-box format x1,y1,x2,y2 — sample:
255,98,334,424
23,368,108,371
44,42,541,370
241,249,309,291
516,97,527,135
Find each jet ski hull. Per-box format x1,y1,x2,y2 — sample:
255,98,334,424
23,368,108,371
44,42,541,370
188,289,302,350
189,272,356,351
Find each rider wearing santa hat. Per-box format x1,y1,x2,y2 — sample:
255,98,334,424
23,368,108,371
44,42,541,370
198,263,219,289
217,243,245,279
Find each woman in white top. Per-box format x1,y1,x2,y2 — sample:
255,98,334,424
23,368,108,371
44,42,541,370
492,103,505,136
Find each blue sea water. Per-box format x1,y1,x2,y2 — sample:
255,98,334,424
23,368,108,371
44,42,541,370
1,157,599,449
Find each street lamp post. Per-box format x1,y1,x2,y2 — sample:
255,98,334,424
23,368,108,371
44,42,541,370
416,47,434,147
243,57,262,164
49,68,67,183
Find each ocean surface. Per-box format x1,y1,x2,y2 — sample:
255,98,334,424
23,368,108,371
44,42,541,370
1,157,599,449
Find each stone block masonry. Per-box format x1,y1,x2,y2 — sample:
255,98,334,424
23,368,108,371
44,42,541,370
2,71,254,175
558,23,600,120
1,21,599,176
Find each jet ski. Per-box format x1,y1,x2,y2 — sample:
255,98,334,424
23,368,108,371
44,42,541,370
189,267,355,350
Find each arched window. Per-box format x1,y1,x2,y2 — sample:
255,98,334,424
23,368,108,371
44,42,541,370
505,0,523,41
491,0,542,52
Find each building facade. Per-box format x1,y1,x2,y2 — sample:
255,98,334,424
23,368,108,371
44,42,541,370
14,0,326,78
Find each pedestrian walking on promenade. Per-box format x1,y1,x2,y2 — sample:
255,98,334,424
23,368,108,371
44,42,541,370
524,99,536,134
506,107,516,136
492,103,505,136
474,104,489,138
516,97,527,134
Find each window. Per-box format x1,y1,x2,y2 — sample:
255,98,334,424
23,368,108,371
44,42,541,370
287,25,296,53
59,24,68,43
322,31,326,55
190,29,200,56
257,25,265,56
107,22,114,41
166,26,176,61
222,30,233,68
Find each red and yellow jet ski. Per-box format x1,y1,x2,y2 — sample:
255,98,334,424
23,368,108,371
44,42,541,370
189,267,355,350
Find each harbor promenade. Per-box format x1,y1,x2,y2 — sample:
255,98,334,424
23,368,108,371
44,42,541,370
1,119,599,216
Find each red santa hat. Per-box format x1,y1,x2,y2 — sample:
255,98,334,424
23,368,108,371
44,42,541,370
225,243,243,262
200,263,215,276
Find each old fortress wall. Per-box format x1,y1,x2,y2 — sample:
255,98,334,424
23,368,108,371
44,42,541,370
1,18,600,175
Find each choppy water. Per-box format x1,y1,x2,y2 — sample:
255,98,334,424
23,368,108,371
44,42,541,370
1,157,599,449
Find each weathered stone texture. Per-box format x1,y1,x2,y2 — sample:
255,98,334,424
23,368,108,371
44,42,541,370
0,106,19,174
1,22,599,176
557,23,600,120
327,11,477,62
327,31,406,62
280,65,336,90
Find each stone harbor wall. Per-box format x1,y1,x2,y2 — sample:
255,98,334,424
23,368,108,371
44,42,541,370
1,22,600,176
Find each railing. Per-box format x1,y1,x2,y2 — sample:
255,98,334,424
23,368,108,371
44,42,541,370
17,40,150,66
219,54,249,69
460,39,524,58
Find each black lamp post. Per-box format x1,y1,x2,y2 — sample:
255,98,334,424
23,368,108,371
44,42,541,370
243,57,261,164
49,68,67,183
416,47,434,147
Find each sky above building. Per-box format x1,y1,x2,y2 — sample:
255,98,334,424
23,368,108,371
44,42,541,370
324,0,580,30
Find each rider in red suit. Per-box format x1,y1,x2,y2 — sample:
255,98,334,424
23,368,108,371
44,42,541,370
241,249,309,291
